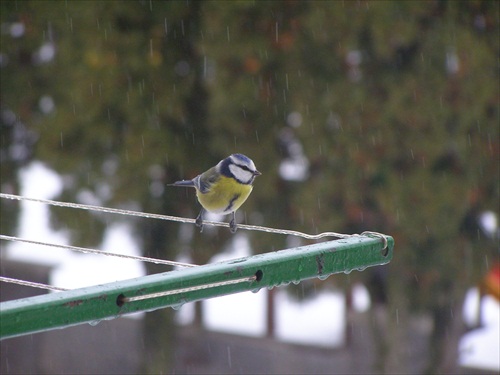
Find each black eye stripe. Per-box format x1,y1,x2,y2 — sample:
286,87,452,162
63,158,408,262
233,164,253,173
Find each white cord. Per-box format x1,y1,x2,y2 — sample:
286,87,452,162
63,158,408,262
0,234,196,268
0,193,351,239
0,276,69,292
121,275,257,303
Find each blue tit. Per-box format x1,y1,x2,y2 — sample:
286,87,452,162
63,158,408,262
170,153,261,233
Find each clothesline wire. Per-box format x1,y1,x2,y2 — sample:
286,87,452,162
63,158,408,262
0,234,196,268
0,276,69,292
0,192,388,294
121,275,258,303
0,193,351,240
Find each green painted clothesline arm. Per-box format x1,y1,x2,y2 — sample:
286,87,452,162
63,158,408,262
0,234,393,340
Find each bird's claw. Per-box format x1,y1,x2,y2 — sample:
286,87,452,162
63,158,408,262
196,211,204,233
229,219,237,233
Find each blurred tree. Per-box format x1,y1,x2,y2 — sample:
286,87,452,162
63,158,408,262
198,1,498,372
1,1,212,372
1,0,498,373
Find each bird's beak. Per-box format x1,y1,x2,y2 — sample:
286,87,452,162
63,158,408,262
254,170,262,176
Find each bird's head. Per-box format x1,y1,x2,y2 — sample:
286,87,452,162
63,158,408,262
219,153,261,184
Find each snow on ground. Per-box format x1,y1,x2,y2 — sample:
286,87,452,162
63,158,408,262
460,288,500,372
197,235,267,336
178,235,347,347
275,289,345,347
6,161,69,266
51,223,145,290
5,162,145,289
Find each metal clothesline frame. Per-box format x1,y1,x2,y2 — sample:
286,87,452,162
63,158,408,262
0,234,393,340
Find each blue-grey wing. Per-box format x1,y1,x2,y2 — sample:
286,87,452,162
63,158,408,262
195,167,219,194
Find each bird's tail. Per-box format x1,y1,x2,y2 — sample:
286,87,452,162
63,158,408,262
168,180,195,187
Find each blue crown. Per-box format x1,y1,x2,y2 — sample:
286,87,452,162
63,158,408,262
231,153,251,164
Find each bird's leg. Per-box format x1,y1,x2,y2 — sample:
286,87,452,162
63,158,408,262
195,208,205,232
229,212,237,233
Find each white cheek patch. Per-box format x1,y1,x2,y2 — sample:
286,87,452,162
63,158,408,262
229,164,253,184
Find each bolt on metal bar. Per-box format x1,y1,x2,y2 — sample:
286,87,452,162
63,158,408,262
0,235,393,340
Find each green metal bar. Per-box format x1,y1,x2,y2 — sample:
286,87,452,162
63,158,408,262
0,235,393,340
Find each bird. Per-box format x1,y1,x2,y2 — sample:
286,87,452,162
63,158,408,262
169,154,261,233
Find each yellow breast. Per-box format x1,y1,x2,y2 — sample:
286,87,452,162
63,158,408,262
196,176,253,215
